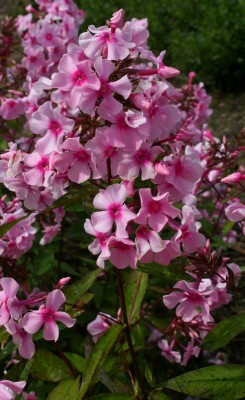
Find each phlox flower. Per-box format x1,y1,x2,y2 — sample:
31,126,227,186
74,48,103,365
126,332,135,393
0,278,21,325
135,225,165,259
91,184,136,238
0,380,26,400
6,320,35,359
175,205,205,252
22,289,76,341
163,280,213,323
158,339,181,363
87,312,116,343
134,188,180,232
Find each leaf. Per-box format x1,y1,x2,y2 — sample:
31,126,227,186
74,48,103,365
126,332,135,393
47,377,80,400
79,324,124,399
31,349,72,382
149,391,171,400
15,359,34,400
165,364,245,399
64,353,86,374
87,395,133,400
202,313,245,351
65,269,101,304
0,216,28,238
124,271,148,324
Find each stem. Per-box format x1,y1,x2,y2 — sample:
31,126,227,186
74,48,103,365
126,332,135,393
116,270,147,399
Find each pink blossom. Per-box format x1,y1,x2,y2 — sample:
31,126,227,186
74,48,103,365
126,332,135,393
22,289,76,341
135,225,165,259
175,205,206,253
6,320,35,359
135,188,180,232
117,144,162,181
91,184,136,238
225,202,245,222
87,313,116,343
221,172,245,184
0,278,20,325
163,280,213,323
158,339,181,363
53,137,91,183
84,218,111,269
0,380,26,400
108,236,137,269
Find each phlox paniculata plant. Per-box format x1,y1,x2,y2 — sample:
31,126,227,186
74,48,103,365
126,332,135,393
0,3,244,399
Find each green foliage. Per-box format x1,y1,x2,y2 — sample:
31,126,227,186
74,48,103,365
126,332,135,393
76,0,245,92
31,349,72,382
124,270,148,324
79,324,124,398
165,364,245,399
47,378,80,400
203,312,245,352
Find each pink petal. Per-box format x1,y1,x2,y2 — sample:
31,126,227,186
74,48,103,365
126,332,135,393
22,312,43,334
43,320,59,341
54,311,76,327
46,289,66,312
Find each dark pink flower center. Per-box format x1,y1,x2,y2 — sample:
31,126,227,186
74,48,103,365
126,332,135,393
42,309,55,321
73,70,85,86
174,158,183,175
45,33,53,41
49,120,62,135
136,225,149,238
148,200,162,214
109,203,121,219
38,157,49,170
75,150,90,162
187,291,203,303
134,149,151,165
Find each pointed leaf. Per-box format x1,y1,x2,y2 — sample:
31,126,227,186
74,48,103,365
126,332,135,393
165,364,245,399
65,269,101,304
203,313,245,351
47,377,80,400
79,324,124,399
124,271,148,324
31,349,72,382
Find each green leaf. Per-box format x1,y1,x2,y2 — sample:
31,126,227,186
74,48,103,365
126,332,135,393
165,364,245,399
31,349,72,382
203,313,245,351
65,269,101,304
87,395,133,400
149,391,171,400
124,271,148,324
0,216,28,238
15,359,34,400
47,377,80,400
64,353,86,374
79,324,124,399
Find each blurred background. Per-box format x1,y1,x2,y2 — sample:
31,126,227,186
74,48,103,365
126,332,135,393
1,0,245,135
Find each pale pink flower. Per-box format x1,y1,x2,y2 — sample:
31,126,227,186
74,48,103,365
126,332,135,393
135,225,165,259
158,339,181,363
53,138,91,183
108,236,137,269
0,380,26,400
22,289,76,341
163,280,213,323
91,184,136,237
84,218,111,269
23,150,53,187
6,320,35,359
225,202,245,222
0,278,20,325
87,313,115,343
221,172,245,184
175,205,206,252
135,188,180,232
117,144,162,181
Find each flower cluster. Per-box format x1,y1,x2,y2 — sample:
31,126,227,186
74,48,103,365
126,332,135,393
0,277,75,360
0,3,244,388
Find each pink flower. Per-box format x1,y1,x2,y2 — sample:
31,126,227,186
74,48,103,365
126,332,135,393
221,172,245,184
52,54,100,108
6,320,35,359
22,289,76,341
0,380,26,400
175,205,206,252
0,278,20,325
118,143,162,181
158,339,181,363
108,236,137,269
84,218,111,269
91,184,136,238
23,150,53,187
53,137,91,183
225,202,245,222
87,313,115,343
29,101,74,153
135,188,180,232
163,280,213,323
135,225,165,259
